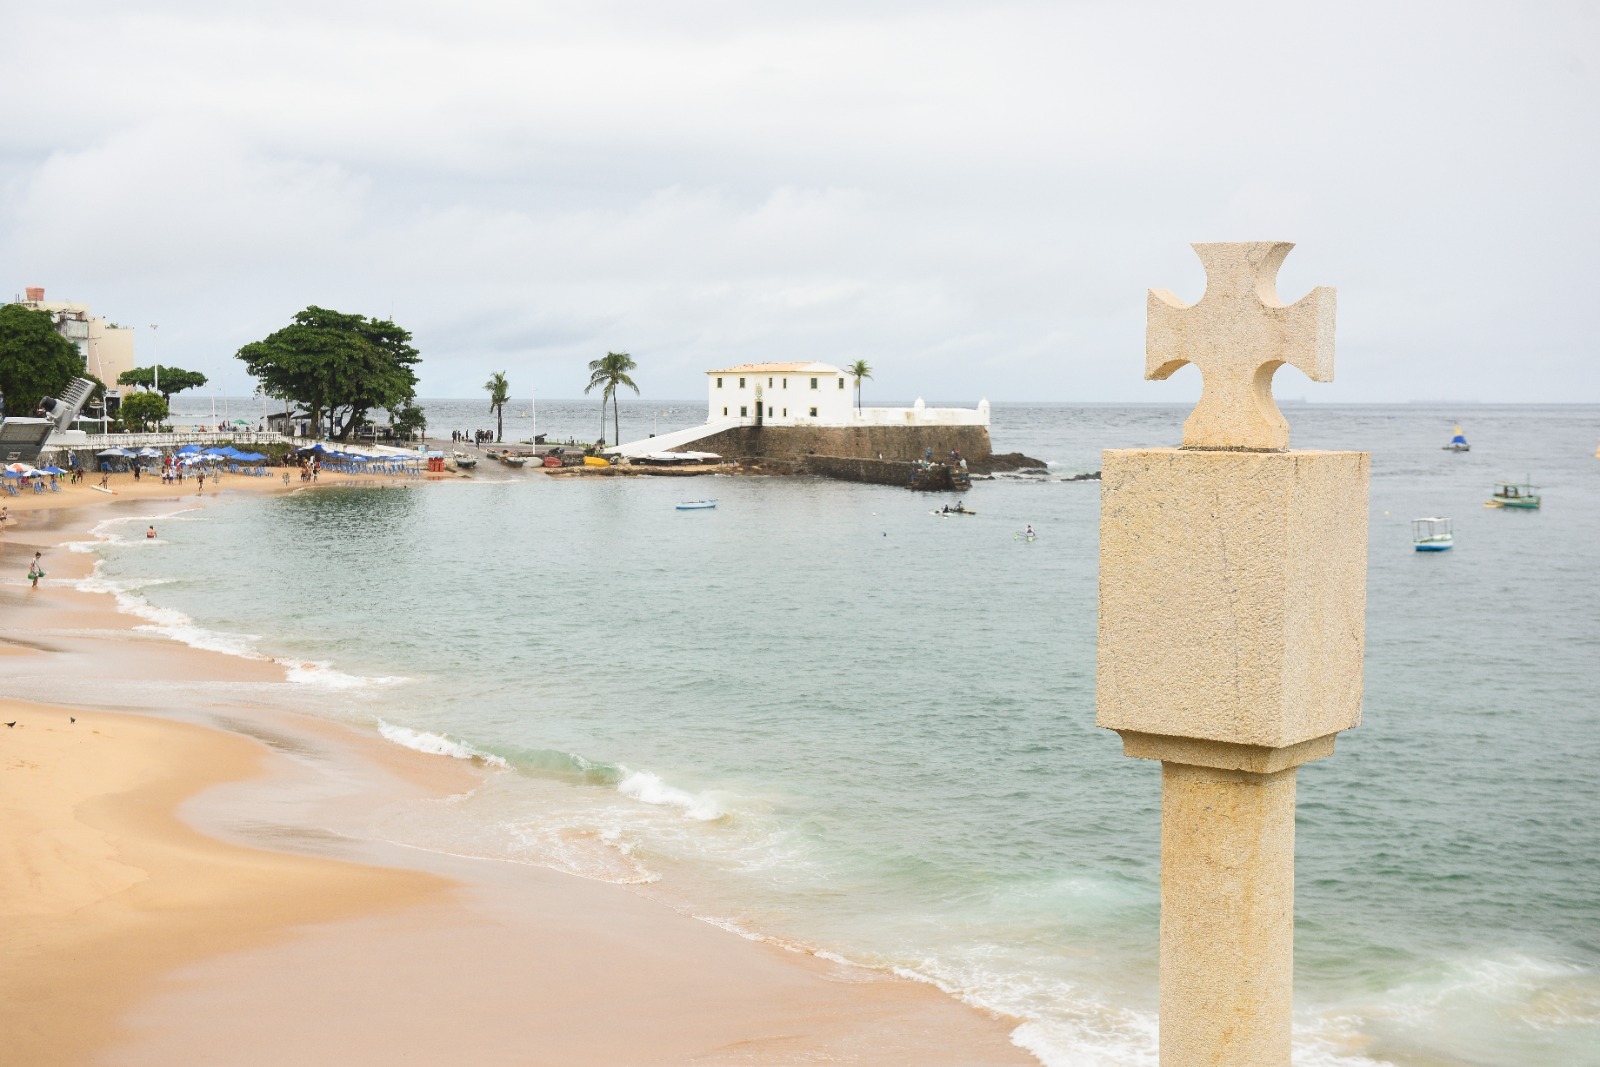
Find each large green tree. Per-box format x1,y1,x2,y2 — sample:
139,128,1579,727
235,307,420,441
848,359,872,411
119,391,169,432
485,371,510,443
584,351,639,447
118,364,208,403
0,304,83,417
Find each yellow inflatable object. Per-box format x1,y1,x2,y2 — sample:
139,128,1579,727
584,456,610,467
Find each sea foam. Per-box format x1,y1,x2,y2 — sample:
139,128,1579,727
616,769,725,821
377,721,510,768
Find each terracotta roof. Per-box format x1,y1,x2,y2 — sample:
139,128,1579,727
706,362,841,374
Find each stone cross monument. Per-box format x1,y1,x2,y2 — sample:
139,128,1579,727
1097,242,1369,1065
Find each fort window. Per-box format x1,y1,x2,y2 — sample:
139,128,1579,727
768,377,774,387
810,377,818,389
739,377,746,388
782,407,787,416
809,406,818,417
837,378,845,389
716,377,723,388
782,378,788,389
740,406,747,417
722,406,728,416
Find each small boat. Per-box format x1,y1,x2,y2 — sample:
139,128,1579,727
500,454,527,468
676,499,717,510
1412,517,1454,551
583,456,610,468
452,451,477,469
931,506,977,516
1443,424,1470,452
1486,480,1540,509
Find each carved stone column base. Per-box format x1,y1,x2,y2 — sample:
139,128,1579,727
1159,761,1296,1067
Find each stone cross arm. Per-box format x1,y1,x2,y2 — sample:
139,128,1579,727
1147,242,1336,451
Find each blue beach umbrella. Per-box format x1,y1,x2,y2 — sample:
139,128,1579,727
40,466,66,475
176,444,203,455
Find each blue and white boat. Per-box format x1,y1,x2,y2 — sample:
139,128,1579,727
676,499,717,510
1413,516,1454,551
1443,424,1470,451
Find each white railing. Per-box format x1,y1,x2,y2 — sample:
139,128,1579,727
75,430,292,449
849,400,989,427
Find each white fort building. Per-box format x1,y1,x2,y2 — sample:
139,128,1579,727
609,361,989,461
704,362,988,429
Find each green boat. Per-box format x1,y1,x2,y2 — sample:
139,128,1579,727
1486,480,1540,509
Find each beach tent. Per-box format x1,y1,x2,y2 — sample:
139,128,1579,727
97,447,136,457
39,466,66,475
136,447,163,457
176,444,203,455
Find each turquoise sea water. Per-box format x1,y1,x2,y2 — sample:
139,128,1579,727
88,402,1600,1066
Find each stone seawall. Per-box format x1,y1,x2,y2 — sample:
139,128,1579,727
803,456,914,487
672,424,992,464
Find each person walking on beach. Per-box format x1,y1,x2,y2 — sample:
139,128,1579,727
197,469,205,493
28,551,44,588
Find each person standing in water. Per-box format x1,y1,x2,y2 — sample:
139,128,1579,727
28,551,45,587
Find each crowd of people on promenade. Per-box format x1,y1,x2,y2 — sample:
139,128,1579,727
452,429,495,445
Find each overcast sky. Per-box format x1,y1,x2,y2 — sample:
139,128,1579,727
3,1,1595,403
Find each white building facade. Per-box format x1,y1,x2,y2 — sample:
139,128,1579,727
705,361,987,428
13,286,136,389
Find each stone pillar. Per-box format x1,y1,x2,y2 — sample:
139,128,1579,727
1097,244,1369,1067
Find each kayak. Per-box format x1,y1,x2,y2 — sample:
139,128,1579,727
930,509,977,516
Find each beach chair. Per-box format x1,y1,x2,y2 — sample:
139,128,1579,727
50,482,61,492
3,484,16,497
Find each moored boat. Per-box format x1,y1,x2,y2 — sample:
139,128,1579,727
676,499,717,510
1412,517,1454,551
1486,480,1540,509
500,454,527,467
452,451,477,469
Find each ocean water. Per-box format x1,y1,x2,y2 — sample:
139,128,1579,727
82,402,1600,1066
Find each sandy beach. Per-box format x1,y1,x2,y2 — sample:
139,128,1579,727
0,471,1030,1065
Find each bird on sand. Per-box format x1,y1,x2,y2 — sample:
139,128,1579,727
4,721,15,728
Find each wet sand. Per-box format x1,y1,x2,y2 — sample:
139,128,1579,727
0,473,1032,1065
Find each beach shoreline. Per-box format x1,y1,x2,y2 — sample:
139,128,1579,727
1,475,1033,1065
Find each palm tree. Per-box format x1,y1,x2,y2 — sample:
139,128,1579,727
485,371,510,442
848,359,872,411
585,351,639,447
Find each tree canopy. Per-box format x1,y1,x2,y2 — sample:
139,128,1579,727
235,307,420,441
119,391,169,432
0,304,84,417
585,352,639,448
485,371,510,443
390,400,427,442
848,359,872,411
118,364,208,402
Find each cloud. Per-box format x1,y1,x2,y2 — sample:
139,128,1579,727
1,1,1595,402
